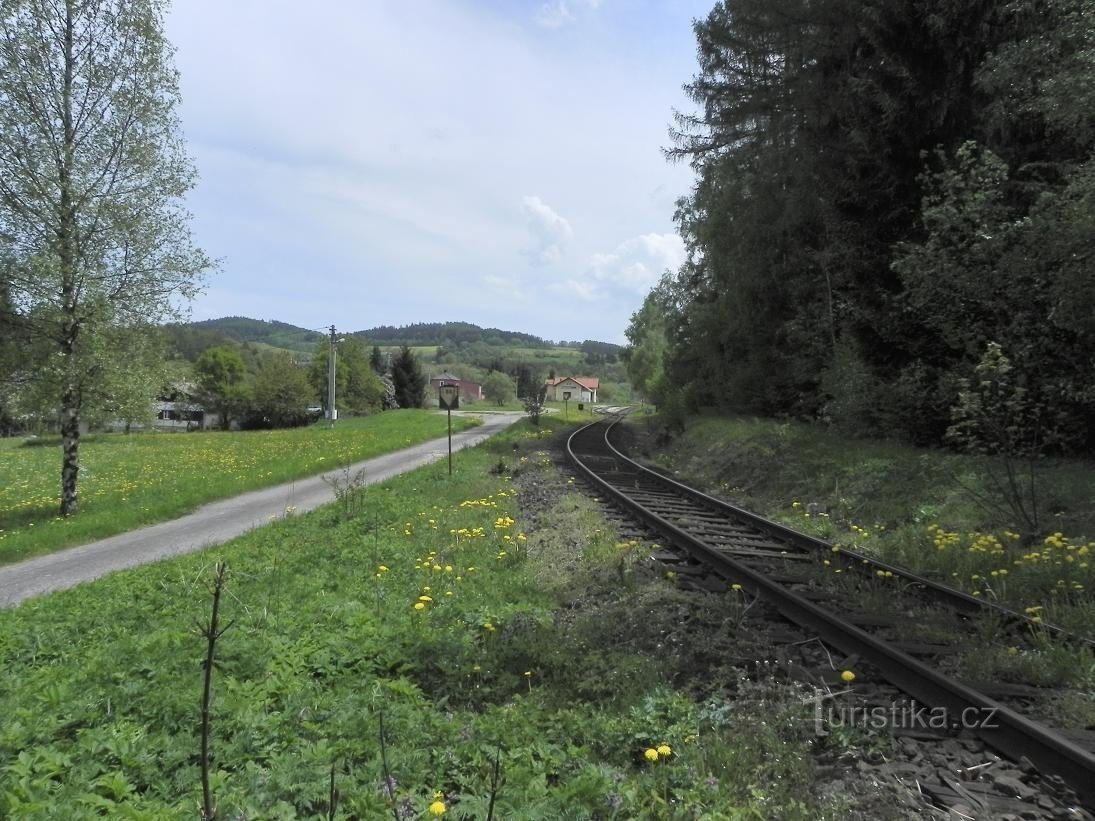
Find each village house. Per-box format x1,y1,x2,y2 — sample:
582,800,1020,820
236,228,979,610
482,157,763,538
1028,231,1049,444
108,383,220,432
428,373,484,402
544,376,599,403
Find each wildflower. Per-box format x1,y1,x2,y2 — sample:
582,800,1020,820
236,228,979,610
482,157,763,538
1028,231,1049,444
657,744,672,757
378,565,390,573
731,583,743,591
483,623,496,632
418,595,433,602
414,602,426,611
841,670,856,683
428,799,447,815
644,748,659,762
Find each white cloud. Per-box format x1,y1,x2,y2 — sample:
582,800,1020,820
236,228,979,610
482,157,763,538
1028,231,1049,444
585,233,685,295
550,278,599,301
521,195,574,266
534,0,602,28
483,273,530,302
534,1,574,28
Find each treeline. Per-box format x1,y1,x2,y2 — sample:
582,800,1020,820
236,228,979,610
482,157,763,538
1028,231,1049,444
192,340,425,430
357,322,552,349
627,0,1095,453
184,317,324,353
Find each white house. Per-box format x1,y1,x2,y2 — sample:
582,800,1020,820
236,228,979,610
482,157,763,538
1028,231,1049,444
544,376,599,403
107,384,220,432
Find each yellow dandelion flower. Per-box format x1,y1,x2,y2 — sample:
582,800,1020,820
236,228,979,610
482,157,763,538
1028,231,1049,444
644,748,659,762
841,670,856,683
657,744,672,757
428,799,446,816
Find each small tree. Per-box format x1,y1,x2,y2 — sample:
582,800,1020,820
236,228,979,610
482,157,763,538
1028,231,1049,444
946,342,1068,540
369,345,385,374
391,346,426,409
522,388,547,426
483,371,515,406
250,352,313,428
195,346,249,430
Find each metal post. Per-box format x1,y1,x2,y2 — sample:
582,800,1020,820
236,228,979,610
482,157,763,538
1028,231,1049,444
439,381,459,476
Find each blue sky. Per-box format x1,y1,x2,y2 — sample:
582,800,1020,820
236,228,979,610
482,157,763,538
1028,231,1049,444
166,0,711,343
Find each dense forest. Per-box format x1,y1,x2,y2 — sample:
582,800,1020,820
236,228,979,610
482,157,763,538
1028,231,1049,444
356,322,552,349
626,0,1095,454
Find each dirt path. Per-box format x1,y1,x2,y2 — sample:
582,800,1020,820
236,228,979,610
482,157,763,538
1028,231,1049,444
0,412,523,608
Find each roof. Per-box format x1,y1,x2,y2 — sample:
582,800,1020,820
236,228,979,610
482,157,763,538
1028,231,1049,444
430,373,481,388
546,376,599,390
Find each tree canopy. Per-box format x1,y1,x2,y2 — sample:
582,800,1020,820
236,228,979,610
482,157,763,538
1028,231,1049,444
0,0,210,512
628,0,1095,453
391,346,426,409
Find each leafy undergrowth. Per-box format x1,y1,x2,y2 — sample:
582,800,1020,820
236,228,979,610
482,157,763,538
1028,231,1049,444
0,410,479,565
631,414,1095,694
0,419,848,819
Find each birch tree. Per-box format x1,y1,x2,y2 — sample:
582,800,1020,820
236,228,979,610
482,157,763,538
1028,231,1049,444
0,0,210,514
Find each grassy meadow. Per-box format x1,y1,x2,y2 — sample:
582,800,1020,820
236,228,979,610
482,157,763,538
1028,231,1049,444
0,418,849,819
0,411,478,565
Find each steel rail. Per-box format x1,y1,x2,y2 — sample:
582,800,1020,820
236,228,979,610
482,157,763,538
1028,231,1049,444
602,416,1090,645
566,417,1095,809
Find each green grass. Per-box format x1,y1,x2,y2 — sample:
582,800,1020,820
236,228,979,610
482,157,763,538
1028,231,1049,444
0,419,845,819
0,411,479,565
636,413,1095,637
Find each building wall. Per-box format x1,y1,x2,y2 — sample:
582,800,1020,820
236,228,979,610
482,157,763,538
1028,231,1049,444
548,380,596,403
429,377,483,401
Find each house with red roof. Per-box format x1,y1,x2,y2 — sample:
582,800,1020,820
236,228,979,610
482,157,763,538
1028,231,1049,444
428,372,484,401
544,376,599,403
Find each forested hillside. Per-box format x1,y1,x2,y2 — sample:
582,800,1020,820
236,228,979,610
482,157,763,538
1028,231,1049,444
184,317,323,353
627,0,1094,453
356,321,551,349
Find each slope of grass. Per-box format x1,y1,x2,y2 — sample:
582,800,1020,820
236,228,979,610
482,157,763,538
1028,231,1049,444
630,414,1095,636
0,419,848,819
0,411,479,565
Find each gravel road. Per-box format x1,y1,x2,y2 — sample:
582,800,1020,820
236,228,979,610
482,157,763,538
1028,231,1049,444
0,412,523,608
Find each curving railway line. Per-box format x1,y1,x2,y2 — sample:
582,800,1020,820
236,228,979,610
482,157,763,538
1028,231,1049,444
565,413,1095,811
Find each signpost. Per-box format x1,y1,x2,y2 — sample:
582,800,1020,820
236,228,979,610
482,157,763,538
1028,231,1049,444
562,390,571,420
438,382,460,475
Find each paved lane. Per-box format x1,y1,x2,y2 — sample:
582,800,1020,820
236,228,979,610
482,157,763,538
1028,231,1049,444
0,412,523,607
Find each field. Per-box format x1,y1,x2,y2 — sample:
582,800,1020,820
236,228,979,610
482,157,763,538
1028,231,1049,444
0,418,851,819
0,411,479,566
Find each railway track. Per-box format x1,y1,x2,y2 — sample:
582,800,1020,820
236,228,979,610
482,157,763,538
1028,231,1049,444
565,414,1095,812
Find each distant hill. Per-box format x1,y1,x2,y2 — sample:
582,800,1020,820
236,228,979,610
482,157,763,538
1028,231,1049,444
355,322,552,349
184,317,324,353
166,317,623,371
